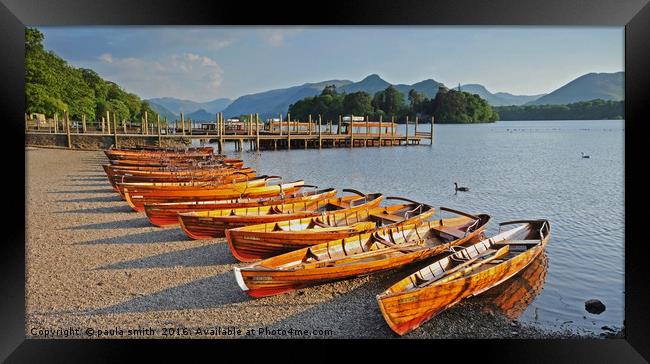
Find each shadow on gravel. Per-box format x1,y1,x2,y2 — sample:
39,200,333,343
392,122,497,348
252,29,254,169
55,205,134,214
67,177,107,181
50,188,115,194
56,195,123,203
65,183,111,188
83,271,247,314
96,242,235,269
66,217,150,230
76,228,187,244
257,274,396,338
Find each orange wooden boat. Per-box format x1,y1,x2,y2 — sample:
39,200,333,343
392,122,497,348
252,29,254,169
226,197,436,262
178,190,384,239
144,187,336,227
107,168,256,188
114,174,269,198
109,157,244,169
376,220,550,336
233,208,490,298
124,179,306,212
104,147,214,160
104,164,250,178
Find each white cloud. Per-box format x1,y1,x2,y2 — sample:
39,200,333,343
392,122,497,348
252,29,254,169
95,53,224,101
260,28,303,46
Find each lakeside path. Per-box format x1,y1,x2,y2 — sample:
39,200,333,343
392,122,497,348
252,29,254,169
25,147,601,339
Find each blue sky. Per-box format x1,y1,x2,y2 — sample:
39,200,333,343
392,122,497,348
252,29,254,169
38,26,624,102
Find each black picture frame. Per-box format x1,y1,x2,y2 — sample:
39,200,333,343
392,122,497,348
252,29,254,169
2,0,648,361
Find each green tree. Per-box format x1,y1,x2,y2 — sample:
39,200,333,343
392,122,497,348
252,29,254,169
408,89,426,113
372,86,405,116
342,91,373,116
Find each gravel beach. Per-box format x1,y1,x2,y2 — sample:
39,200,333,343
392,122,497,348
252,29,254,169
25,147,607,339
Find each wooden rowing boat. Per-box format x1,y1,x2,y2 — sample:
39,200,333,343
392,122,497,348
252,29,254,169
144,187,337,227
108,157,244,169
233,208,490,297
123,179,306,212
104,165,251,179
114,174,270,198
104,147,214,160
103,162,243,174
376,220,550,336
178,190,384,239
108,168,256,186
226,197,436,262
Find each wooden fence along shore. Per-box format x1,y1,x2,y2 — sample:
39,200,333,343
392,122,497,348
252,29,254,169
25,111,434,152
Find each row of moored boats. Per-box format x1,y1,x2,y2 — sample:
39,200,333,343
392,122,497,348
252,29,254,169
101,145,551,335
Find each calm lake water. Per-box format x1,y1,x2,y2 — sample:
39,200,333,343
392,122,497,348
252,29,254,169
208,119,624,335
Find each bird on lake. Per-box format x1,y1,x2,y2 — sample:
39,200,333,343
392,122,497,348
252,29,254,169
454,182,470,192
581,152,590,159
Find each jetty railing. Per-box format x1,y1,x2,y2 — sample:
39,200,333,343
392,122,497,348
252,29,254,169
25,112,434,152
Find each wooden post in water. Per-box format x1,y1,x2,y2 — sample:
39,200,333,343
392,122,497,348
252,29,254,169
405,116,409,146
65,111,72,148
415,116,418,137
218,113,224,154
287,112,291,150
255,113,260,151
365,115,369,147
181,112,185,135
391,116,395,144
338,115,341,135
378,114,383,147
157,114,162,146
106,111,111,134
279,114,283,136
82,114,87,133
430,116,434,144
349,115,354,148
318,115,322,149
308,114,312,136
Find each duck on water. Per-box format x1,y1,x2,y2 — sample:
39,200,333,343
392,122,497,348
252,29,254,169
454,182,469,192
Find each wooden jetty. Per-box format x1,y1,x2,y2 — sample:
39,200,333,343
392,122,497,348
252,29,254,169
25,112,434,152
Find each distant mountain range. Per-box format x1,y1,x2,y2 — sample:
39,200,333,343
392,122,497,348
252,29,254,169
459,84,546,106
147,97,232,121
526,72,624,105
147,72,624,120
220,74,447,119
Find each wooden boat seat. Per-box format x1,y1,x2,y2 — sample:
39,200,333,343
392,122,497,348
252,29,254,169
369,213,404,223
322,203,346,212
494,240,539,246
432,226,467,240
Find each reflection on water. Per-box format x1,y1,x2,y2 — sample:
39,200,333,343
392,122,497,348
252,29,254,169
475,252,548,320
